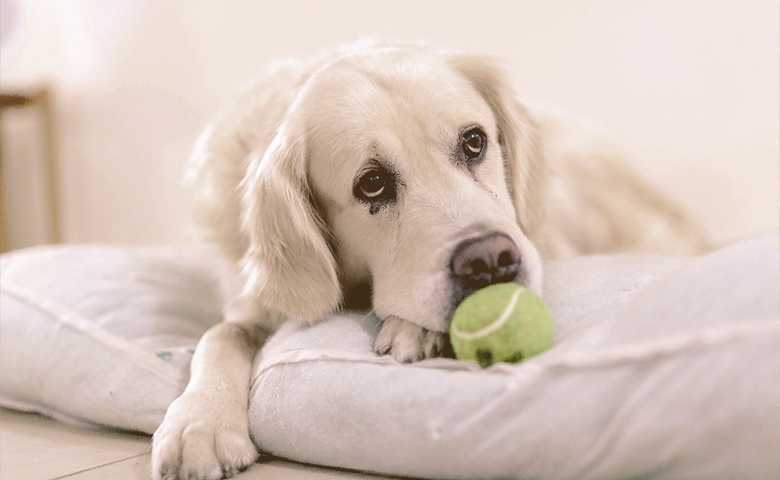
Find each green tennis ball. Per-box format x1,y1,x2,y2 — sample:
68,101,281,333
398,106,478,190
450,283,554,368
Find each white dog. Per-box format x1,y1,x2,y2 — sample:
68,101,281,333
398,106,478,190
151,42,709,480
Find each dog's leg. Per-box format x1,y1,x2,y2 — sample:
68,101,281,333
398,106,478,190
374,316,448,363
152,321,269,480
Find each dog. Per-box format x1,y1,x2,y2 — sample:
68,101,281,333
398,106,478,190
151,41,709,480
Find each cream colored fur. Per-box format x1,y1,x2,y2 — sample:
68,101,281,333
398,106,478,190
152,42,709,480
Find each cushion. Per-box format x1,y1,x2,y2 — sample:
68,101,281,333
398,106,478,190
0,246,221,432
1,235,778,479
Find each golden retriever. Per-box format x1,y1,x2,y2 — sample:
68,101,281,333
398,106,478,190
151,41,709,480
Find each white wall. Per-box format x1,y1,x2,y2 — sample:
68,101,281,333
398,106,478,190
1,0,777,249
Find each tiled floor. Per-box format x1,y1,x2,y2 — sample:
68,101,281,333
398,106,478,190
0,408,398,480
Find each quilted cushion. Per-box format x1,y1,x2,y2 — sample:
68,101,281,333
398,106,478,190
1,235,777,479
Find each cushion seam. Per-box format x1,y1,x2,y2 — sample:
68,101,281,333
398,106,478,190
1,282,188,390
251,318,780,381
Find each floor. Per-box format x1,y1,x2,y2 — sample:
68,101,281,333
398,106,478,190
0,408,399,480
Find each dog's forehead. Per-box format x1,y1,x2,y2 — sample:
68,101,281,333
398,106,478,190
306,52,494,127
301,51,498,184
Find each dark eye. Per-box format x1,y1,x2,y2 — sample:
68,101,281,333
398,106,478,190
461,127,487,164
354,167,396,209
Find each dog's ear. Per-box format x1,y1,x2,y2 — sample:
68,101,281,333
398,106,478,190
448,53,546,235
238,123,341,323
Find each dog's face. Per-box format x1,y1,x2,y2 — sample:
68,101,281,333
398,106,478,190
239,46,544,332
301,50,541,332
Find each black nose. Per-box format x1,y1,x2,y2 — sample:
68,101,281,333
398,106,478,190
450,232,522,297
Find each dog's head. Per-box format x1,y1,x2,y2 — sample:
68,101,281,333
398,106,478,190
239,45,545,332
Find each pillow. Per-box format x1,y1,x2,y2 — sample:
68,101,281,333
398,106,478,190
1,235,778,479
0,246,222,432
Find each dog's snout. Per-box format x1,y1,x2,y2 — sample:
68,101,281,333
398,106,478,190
450,232,522,294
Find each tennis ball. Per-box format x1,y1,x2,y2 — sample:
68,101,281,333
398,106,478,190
450,283,554,368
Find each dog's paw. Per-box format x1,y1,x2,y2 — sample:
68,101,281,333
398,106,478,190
152,391,258,480
374,317,448,363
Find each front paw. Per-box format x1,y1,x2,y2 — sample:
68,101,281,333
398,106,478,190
152,391,258,480
374,317,449,363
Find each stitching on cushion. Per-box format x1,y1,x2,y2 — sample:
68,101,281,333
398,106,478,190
250,318,780,381
2,281,188,389
539,319,780,370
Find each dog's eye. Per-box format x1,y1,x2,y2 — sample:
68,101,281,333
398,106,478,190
461,127,487,164
360,173,386,198
354,167,396,210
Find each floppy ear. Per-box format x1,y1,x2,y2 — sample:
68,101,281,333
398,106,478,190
448,53,547,235
238,123,341,324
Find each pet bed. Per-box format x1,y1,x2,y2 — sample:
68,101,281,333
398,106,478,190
1,234,778,479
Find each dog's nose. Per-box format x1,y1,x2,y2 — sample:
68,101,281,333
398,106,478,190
450,232,522,294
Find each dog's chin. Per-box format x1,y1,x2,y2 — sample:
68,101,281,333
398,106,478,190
344,256,540,335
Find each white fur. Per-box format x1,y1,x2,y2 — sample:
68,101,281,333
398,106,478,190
152,42,709,480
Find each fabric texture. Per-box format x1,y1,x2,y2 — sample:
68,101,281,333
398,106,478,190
0,246,221,432
1,235,778,479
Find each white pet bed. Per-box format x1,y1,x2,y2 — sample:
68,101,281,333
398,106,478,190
1,235,778,479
